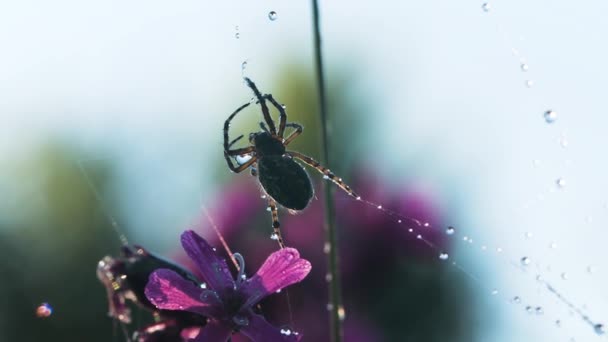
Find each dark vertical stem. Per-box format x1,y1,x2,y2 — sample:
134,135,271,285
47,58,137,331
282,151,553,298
311,1,343,341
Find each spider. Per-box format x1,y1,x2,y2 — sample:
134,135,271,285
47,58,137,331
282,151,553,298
223,77,359,248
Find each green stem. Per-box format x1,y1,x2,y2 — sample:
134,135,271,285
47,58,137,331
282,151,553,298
311,1,343,341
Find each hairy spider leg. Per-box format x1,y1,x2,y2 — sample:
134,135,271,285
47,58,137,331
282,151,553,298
259,122,270,133
223,102,251,151
267,198,286,248
228,134,245,148
264,94,287,137
244,77,277,134
283,123,303,146
288,151,359,199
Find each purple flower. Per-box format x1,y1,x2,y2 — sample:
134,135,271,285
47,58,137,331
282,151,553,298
145,230,311,342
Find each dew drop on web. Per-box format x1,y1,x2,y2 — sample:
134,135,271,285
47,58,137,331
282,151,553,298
446,226,455,235
544,110,558,123
521,256,531,266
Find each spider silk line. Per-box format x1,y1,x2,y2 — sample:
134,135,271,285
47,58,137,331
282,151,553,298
77,158,129,246
344,192,605,336
479,5,606,336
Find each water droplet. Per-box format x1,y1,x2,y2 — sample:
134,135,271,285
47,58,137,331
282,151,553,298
491,289,498,295
587,265,596,274
560,137,569,148
236,154,252,165
270,233,279,240
337,306,346,321
408,228,413,233
439,253,449,260
555,319,562,327
526,80,534,88
235,32,240,39
512,296,521,303
481,3,491,12
556,177,566,188
356,196,362,200
241,61,248,71
520,63,529,72
325,273,332,282
280,328,292,336
550,242,558,249
535,306,544,315
36,303,53,318
416,234,422,239
544,110,558,123
525,305,533,313
323,242,331,254
261,194,267,199
446,226,455,235
561,272,568,280
397,219,402,223
200,283,207,289
463,236,469,242
268,11,278,21
266,206,272,212
496,247,503,253
423,222,430,227
233,315,250,326
594,323,605,335
276,288,282,293
525,232,533,239
521,257,531,266
377,205,382,209
323,175,330,180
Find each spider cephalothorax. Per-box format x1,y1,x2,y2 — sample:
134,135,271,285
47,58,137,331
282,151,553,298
223,78,359,247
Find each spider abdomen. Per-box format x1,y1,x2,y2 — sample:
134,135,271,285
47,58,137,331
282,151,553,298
257,156,314,211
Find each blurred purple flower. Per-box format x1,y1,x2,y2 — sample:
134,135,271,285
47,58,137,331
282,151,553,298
145,230,311,342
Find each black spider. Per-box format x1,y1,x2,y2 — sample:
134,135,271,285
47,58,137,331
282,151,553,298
223,77,359,247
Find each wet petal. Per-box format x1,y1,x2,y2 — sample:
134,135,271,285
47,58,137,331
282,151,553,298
181,230,235,291
241,248,311,308
189,319,232,342
239,313,301,342
145,269,222,317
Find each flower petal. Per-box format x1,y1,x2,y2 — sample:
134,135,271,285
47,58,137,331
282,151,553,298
189,319,232,342
181,230,235,291
240,248,311,308
239,313,302,342
145,269,222,317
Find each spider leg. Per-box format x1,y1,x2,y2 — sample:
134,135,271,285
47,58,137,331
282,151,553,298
228,134,244,148
287,151,359,199
267,198,286,248
224,102,251,151
244,77,277,134
264,94,287,137
283,123,303,146
225,146,255,156
259,122,270,133
223,152,257,173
